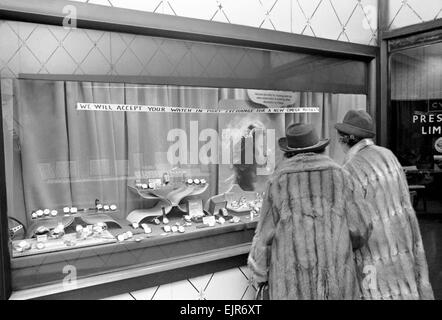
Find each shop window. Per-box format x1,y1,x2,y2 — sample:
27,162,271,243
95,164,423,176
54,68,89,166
0,20,369,293
390,40,442,214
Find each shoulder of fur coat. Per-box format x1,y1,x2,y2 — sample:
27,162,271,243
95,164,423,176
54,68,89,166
268,153,353,196
268,153,352,200
344,142,406,190
273,153,342,179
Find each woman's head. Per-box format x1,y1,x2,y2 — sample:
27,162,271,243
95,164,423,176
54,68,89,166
337,130,362,153
334,110,375,154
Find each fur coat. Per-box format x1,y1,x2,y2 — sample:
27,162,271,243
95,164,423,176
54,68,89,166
343,139,434,300
248,153,371,300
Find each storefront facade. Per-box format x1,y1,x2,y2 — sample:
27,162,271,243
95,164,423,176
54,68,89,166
0,0,440,300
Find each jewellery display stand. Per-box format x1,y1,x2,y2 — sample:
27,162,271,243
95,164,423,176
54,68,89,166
225,184,263,213
207,184,263,213
126,183,209,224
12,230,116,258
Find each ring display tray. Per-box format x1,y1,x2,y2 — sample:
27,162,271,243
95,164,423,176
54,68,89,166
27,211,123,238
222,184,263,213
12,230,116,258
127,184,175,202
126,183,208,224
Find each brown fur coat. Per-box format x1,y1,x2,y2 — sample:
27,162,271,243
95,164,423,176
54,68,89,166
343,139,434,300
248,153,371,300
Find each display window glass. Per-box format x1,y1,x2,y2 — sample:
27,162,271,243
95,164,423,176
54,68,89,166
0,20,369,292
390,40,442,214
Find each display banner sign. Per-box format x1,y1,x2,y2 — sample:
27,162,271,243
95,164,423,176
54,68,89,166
76,103,319,113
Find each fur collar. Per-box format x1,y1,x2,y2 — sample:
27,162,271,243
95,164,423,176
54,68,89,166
343,138,374,165
274,153,340,177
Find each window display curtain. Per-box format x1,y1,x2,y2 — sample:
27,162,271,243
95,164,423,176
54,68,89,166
5,79,365,225
215,89,366,193
11,79,218,224
218,90,366,164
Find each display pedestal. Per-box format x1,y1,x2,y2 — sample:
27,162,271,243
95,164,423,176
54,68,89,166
126,183,208,224
27,211,122,238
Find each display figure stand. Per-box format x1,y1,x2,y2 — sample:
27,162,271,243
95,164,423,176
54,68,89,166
126,183,208,224
206,184,263,214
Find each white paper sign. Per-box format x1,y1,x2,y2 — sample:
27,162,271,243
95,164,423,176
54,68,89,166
247,90,297,108
76,103,319,113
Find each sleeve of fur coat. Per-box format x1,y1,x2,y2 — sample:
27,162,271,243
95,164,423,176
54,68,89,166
344,174,373,250
394,158,434,299
248,182,278,284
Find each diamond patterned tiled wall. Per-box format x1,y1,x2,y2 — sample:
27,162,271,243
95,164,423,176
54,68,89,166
0,19,269,78
0,20,112,77
0,18,368,91
388,0,442,30
103,266,257,300
69,0,378,45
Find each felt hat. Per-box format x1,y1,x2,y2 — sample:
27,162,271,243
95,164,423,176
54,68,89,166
278,123,329,154
335,110,375,138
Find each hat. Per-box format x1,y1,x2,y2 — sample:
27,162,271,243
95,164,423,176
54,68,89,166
335,110,375,138
278,123,329,154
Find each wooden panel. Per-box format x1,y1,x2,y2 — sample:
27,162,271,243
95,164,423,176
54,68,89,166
18,72,369,95
36,255,249,300
11,227,256,291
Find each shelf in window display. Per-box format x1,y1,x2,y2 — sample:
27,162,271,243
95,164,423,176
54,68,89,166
31,207,120,222
214,184,264,213
12,209,257,259
128,181,208,201
27,212,123,239
12,230,116,258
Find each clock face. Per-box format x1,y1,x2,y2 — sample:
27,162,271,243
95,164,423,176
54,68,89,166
435,137,442,153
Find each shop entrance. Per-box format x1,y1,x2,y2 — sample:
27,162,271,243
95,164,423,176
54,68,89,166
390,38,442,215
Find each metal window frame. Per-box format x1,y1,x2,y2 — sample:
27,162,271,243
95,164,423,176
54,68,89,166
0,0,379,300
381,18,442,41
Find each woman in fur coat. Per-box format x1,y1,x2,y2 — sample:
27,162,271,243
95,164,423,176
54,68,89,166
336,110,434,300
248,123,372,300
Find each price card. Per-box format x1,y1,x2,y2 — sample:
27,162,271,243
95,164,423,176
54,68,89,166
202,216,216,227
37,234,48,243
148,178,162,189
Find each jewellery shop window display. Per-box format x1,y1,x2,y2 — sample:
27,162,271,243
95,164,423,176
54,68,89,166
1,78,368,290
